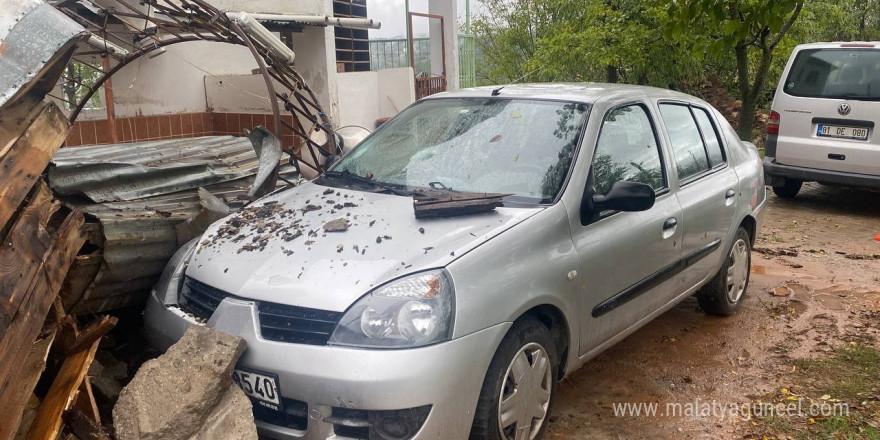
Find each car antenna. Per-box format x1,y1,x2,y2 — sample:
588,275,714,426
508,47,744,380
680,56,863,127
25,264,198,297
490,65,545,97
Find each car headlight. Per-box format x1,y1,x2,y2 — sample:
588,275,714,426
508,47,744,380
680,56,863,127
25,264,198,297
329,270,455,348
153,237,200,305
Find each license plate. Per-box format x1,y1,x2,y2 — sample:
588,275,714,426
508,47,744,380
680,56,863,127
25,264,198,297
816,124,869,140
232,368,282,411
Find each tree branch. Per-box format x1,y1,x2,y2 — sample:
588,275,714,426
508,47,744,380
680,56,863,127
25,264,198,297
769,2,804,49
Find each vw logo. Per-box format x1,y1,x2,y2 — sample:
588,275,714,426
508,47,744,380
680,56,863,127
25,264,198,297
838,103,851,116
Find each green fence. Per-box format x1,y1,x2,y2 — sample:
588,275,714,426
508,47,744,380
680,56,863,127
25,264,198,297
368,36,477,88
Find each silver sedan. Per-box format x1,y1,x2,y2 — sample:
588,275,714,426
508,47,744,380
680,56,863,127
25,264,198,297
145,83,766,440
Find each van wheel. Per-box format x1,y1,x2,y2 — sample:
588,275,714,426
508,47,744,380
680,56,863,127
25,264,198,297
772,179,802,198
470,317,557,440
697,227,751,317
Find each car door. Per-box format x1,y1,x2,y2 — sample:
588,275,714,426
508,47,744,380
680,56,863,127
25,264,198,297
571,103,683,356
656,102,739,291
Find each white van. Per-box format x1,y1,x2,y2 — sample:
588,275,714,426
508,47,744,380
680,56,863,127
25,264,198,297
764,42,880,198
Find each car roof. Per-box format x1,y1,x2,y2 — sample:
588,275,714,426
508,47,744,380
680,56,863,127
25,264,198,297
792,41,880,50
423,82,699,106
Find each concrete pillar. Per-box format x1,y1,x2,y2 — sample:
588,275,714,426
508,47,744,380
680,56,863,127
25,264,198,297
428,0,459,90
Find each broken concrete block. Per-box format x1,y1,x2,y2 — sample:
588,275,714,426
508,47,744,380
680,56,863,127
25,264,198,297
113,326,249,440
188,384,258,440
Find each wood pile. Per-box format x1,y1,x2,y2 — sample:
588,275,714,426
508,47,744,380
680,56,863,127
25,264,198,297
0,96,115,440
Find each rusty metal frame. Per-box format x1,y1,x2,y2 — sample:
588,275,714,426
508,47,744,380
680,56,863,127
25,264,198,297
52,0,340,192
407,12,447,99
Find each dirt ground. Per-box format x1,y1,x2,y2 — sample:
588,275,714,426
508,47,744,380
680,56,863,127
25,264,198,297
547,183,880,439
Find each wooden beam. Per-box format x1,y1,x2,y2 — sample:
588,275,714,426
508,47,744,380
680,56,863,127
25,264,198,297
25,336,100,440
0,96,47,158
0,183,57,337
0,102,68,230
0,209,86,404
63,315,117,357
72,378,101,424
0,329,56,440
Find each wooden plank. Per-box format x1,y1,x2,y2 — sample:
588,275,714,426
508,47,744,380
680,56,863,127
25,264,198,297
0,102,69,230
72,378,101,424
25,335,100,440
412,190,506,219
0,329,56,440
0,96,47,158
0,182,58,341
0,210,86,400
63,316,116,357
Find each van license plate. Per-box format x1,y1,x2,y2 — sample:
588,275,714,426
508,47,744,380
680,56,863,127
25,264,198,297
232,368,282,411
817,124,869,140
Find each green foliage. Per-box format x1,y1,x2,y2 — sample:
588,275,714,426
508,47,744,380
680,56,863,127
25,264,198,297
474,0,880,140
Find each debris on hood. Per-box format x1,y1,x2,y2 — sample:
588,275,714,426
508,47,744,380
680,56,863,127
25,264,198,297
323,218,350,232
412,189,508,219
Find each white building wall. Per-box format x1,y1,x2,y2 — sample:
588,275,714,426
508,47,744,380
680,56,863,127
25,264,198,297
429,0,460,90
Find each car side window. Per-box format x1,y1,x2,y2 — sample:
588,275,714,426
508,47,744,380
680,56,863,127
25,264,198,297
692,107,725,168
659,104,710,180
592,105,665,195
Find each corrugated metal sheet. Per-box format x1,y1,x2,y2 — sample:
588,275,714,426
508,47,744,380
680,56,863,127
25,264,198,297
0,0,87,107
49,136,297,314
50,136,269,203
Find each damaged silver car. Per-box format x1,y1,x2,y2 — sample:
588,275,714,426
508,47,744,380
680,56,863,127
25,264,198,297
145,83,766,440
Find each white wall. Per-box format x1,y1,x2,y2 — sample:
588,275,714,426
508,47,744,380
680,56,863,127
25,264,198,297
429,0,460,90
337,67,415,130
67,40,257,120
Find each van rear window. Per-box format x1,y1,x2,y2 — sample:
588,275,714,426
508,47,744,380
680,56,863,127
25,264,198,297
783,48,880,100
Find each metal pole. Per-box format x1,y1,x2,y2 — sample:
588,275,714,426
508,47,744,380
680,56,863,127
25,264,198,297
405,0,411,67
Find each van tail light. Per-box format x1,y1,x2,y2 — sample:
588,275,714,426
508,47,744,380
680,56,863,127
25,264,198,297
767,111,780,135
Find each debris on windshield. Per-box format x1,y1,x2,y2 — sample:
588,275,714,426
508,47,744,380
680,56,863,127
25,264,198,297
323,218,350,232
412,189,508,219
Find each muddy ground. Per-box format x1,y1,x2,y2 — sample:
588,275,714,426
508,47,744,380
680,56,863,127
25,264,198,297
547,183,880,439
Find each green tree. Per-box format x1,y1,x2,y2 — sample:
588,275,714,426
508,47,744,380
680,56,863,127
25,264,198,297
666,0,805,139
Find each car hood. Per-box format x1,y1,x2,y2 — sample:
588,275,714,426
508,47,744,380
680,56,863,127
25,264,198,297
186,181,543,312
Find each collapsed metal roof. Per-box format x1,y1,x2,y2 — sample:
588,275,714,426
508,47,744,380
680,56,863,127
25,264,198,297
48,136,296,314
0,0,88,107
50,135,274,203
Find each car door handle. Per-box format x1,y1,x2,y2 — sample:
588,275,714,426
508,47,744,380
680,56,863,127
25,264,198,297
662,217,678,239
725,189,736,199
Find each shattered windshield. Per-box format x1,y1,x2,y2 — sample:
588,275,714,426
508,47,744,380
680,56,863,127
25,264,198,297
330,98,589,203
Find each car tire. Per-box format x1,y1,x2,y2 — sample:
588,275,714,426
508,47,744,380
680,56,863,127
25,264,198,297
697,227,752,317
470,317,558,440
772,179,802,198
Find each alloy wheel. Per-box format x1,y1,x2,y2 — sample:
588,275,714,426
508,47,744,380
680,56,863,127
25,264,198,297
497,342,552,440
726,238,749,303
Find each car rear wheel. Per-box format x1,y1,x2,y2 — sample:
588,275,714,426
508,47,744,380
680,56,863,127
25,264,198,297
470,317,558,440
772,179,802,198
697,227,751,316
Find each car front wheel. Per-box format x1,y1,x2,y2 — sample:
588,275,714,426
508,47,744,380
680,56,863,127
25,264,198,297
697,226,752,316
470,317,558,440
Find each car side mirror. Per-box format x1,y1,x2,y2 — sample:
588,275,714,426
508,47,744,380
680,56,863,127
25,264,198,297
592,181,655,212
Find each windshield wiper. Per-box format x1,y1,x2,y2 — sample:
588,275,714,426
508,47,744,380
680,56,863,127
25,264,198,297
321,170,412,196
839,93,880,101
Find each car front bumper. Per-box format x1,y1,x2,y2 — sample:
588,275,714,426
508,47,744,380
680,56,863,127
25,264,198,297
144,292,510,440
763,156,880,188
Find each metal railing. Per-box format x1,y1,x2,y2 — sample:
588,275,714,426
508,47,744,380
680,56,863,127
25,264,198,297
368,35,477,88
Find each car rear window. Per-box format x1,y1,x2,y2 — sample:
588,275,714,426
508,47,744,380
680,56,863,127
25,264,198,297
784,48,880,99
